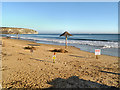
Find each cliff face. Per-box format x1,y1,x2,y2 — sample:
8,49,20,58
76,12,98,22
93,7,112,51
1,27,38,34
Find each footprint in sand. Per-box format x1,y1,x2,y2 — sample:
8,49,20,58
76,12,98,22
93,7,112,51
17,58,23,61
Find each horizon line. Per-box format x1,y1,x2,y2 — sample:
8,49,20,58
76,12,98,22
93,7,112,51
1,0,119,2
37,32,119,34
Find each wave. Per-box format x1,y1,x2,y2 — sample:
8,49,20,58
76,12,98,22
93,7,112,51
68,38,116,42
5,34,118,42
17,36,118,49
4,34,118,49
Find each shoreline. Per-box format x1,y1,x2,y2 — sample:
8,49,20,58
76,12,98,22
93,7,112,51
1,37,119,88
11,38,120,57
2,33,119,57
4,36,119,58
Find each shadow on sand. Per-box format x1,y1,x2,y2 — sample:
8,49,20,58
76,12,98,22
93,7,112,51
28,44,40,46
69,55,85,58
30,58,53,63
99,71,120,75
44,76,117,89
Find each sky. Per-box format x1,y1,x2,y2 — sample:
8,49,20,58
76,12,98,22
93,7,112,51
2,2,118,34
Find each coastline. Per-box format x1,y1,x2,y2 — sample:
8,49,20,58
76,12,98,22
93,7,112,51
4,37,119,57
3,34,119,57
1,37,119,88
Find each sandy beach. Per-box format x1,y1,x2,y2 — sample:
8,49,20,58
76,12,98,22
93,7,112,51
1,38,119,88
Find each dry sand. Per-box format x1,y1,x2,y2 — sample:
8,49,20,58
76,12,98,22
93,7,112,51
1,38,120,88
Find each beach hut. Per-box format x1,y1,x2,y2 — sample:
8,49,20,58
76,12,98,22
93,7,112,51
60,31,72,48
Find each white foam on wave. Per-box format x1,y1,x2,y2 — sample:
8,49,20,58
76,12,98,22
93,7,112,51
18,36,119,49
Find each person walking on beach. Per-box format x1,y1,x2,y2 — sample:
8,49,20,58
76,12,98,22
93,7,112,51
30,48,34,55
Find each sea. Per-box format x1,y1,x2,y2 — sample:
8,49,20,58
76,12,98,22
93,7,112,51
2,34,119,57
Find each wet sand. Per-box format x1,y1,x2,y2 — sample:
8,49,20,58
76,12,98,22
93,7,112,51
1,38,120,88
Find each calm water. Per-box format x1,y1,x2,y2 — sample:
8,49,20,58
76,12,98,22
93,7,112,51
2,34,119,57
